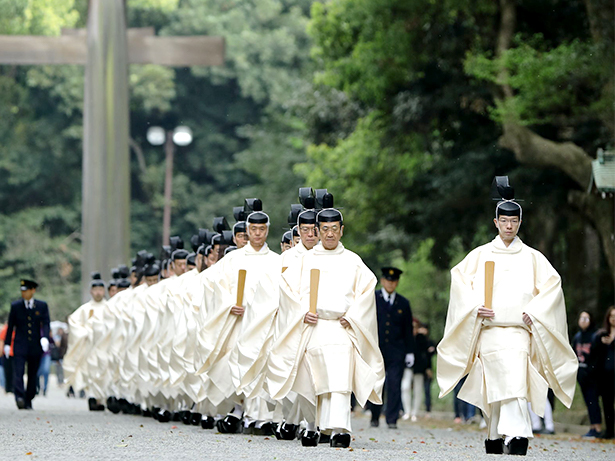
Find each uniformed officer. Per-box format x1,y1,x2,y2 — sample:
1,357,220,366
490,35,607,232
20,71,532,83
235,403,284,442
370,267,415,428
3,279,51,410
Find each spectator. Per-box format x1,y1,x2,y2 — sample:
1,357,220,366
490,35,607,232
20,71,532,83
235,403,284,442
420,324,436,416
572,311,602,438
0,322,5,390
53,327,69,386
453,376,476,424
593,306,615,439
37,332,54,396
0,321,14,394
404,322,435,421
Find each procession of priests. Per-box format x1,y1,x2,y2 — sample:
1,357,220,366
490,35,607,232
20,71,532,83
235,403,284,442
63,189,384,448
62,180,578,454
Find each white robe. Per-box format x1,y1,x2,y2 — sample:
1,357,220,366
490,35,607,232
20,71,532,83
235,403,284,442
196,242,280,405
267,242,384,410
437,236,578,421
64,299,106,393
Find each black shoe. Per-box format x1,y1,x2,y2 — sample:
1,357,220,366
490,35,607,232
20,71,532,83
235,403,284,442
243,422,255,435
107,397,121,414
216,415,242,434
180,411,191,425
201,416,215,430
16,398,26,410
485,438,504,454
277,423,299,440
330,433,351,448
157,410,172,423
24,403,33,410
301,430,320,447
370,419,379,427
253,422,276,436
505,437,528,456
132,405,142,415
119,399,131,414
152,407,161,420
172,411,182,422
142,409,152,418
318,432,331,444
190,412,202,426
88,398,99,411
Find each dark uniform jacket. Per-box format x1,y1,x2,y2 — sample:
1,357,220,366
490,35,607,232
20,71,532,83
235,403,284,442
5,299,50,357
375,289,415,365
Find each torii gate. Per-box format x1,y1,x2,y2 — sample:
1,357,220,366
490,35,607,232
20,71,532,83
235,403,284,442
0,0,224,300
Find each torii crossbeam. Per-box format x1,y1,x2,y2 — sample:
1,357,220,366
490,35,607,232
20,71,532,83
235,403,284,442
0,0,225,300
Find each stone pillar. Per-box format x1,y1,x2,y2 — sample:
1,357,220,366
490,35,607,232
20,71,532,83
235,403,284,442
81,0,130,301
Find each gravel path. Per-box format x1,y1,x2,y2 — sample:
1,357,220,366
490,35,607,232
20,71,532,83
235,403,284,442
1,381,613,460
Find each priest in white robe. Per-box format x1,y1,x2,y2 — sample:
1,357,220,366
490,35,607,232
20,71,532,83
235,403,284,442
267,193,384,448
197,199,281,435
437,178,578,456
63,273,108,410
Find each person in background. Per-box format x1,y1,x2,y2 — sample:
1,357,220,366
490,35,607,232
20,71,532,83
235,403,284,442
37,332,54,396
0,320,14,394
408,322,435,421
420,324,436,417
4,279,51,410
0,321,6,391
54,327,69,387
371,267,415,429
571,311,602,438
453,376,476,424
593,306,615,439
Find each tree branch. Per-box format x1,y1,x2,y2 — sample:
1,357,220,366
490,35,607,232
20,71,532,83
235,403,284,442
129,136,147,174
498,123,592,189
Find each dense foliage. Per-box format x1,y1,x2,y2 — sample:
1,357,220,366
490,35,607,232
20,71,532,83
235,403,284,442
0,0,612,339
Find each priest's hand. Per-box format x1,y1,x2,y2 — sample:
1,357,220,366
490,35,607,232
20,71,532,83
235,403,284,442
304,312,318,324
41,337,50,353
340,318,350,328
477,306,495,318
230,305,245,316
522,313,533,326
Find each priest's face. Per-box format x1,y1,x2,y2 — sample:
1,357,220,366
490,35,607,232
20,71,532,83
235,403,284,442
248,223,269,248
299,224,319,250
319,221,344,250
145,275,159,286
494,215,521,244
206,250,218,267
280,242,292,252
172,259,187,276
108,285,118,298
90,286,105,303
234,232,249,249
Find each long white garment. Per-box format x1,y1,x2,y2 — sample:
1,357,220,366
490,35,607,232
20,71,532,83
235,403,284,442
64,299,107,392
168,269,200,398
195,243,280,407
437,236,578,426
267,242,384,413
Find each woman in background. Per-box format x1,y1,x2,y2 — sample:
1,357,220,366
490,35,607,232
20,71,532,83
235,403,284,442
572,311,601,438
593,306,615,439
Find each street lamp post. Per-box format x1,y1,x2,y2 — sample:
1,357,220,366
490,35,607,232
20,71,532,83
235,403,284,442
147,125,193,246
